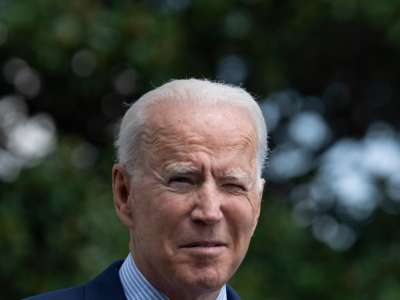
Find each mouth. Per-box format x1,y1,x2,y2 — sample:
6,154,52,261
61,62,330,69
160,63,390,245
179,241,227,255
180,241,226,248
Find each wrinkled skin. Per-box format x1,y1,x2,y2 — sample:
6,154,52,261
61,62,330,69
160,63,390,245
113,102,264,300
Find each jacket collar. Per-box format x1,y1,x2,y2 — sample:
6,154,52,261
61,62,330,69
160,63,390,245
85,260,240,300
85,260,127,300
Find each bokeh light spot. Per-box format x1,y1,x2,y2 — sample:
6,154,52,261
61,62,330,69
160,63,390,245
7,114,56,163
216,54,248,84
261,100,281,132
288,111,331,150
13,67,41,98
71,50,97,77
0,95,27,130
113,69,136,95
269,145,312,180
3,58,29,84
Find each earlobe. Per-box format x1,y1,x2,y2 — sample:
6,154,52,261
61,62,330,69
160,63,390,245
112,164,134,228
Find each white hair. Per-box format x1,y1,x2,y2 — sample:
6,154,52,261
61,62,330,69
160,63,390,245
115,79,268,178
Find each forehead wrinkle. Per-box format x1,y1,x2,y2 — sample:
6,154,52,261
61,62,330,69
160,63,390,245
142,125,215,157
232,133,256,152
140,126,173,151
139,112,258,172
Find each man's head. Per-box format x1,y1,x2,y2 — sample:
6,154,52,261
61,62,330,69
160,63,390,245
112,79,268,299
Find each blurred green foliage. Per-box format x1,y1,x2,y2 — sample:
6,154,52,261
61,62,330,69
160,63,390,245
0,140,128,298
1,0,400,299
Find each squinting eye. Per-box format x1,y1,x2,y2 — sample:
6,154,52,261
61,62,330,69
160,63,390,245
168,176,194,187
222,183,247,193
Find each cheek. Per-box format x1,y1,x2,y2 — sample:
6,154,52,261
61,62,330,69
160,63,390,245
135,191,190,237
156,195,192,227
129,187,163,238
225,198,259,237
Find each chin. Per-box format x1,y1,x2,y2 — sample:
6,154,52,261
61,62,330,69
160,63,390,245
181,264,230,291
195,276,225,290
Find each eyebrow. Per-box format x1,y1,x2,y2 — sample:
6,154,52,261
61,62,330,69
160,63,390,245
164,162,198,176
220,168,253,184
163,164,254,186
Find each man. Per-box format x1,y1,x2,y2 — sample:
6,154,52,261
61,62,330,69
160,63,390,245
26,79,268,300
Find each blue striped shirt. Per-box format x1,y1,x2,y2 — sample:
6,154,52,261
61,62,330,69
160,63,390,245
119,253,227,300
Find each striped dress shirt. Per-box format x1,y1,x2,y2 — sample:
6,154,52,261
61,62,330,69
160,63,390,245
119,253,227,300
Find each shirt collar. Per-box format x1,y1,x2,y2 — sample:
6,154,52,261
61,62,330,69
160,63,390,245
119,253,227,300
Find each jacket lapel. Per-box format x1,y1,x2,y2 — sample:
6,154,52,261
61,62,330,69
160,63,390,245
84,260,127,300
227,284,241,300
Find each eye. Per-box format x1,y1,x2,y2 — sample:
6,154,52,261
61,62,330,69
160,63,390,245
222,183,247,193
168,176,194,188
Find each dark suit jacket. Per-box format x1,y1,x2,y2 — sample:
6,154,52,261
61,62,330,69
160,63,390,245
24,260,241,300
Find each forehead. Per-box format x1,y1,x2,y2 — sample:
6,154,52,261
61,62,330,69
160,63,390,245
142,101,257,152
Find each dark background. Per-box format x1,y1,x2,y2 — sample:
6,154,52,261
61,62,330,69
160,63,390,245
0,1,399,299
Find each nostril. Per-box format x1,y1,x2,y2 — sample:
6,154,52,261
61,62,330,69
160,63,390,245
190,204,223,225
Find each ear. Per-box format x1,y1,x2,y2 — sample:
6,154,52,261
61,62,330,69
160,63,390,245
112,164,135,228
257,178,265,204
251,178,265,235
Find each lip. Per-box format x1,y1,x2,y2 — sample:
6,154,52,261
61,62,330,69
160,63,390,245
179,241,227,255
180,241,226,248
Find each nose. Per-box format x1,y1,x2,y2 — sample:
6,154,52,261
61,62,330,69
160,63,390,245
191,182,223,225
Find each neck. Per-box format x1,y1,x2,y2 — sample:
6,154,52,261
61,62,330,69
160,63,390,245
128,248,223,300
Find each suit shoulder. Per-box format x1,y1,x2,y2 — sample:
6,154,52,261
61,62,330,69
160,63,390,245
23,285,84,300
23,260,125,300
